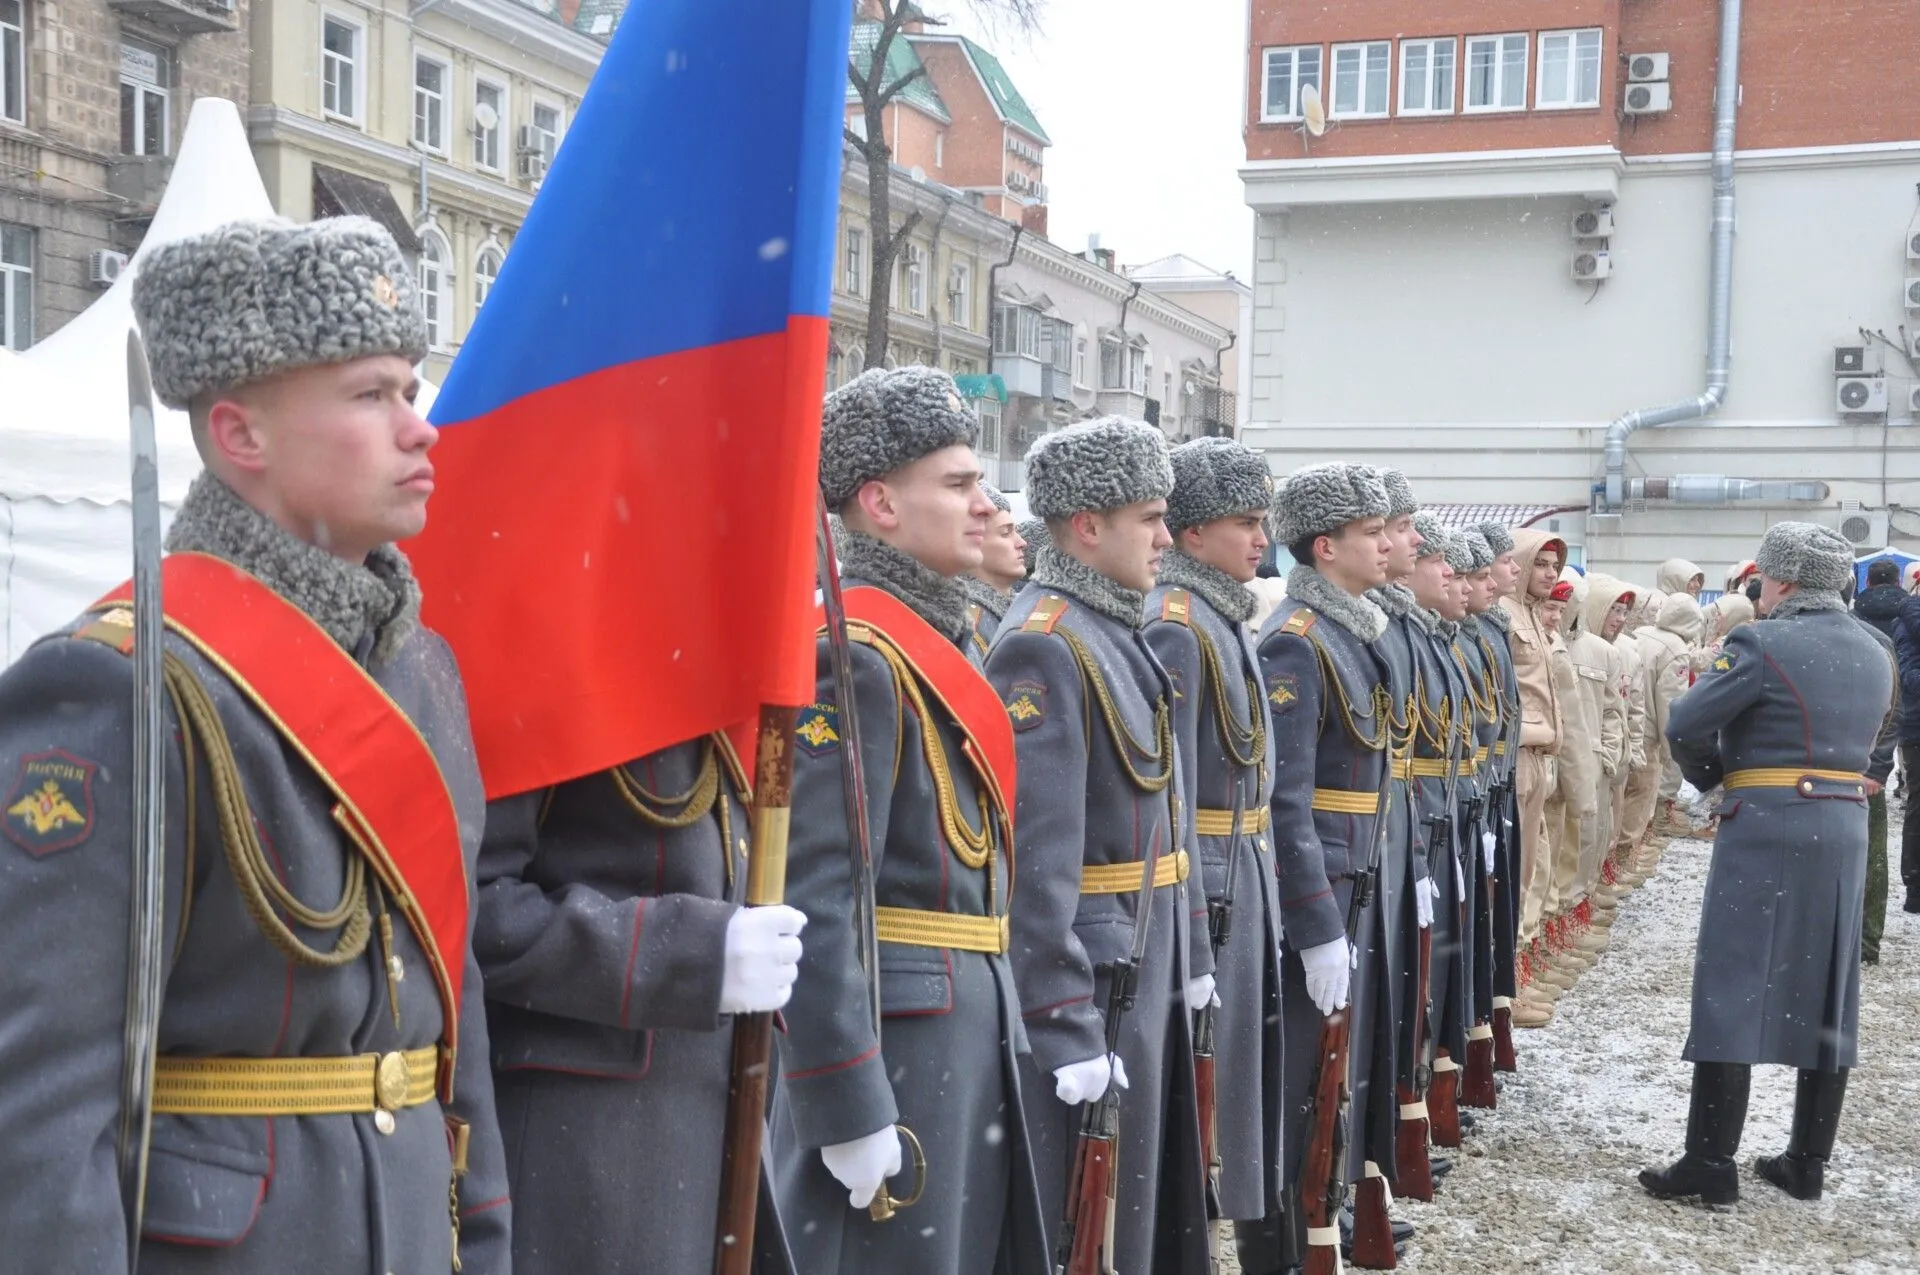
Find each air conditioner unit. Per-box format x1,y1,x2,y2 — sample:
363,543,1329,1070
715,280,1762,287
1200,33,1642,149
1908,384,1920,413
1910,330,1920,361
516,150,548,181
1836,375,1888,414
87,249,129,286
1835,344,1881,376
1626,52,1670,83
1908,228,1920,260
1624,82,1672,114
1572,207,1614,239
1572,249,1611,281
1906,277,1920,310
1836,507,1890,547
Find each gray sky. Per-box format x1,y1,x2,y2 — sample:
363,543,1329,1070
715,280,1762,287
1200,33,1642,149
945,0,1254,280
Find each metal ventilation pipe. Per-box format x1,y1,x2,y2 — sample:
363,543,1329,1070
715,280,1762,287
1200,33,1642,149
1618,476,1830,505
1602,0,1743,507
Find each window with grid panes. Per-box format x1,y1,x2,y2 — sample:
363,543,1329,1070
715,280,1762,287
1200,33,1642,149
1,223,32,350
3,0,26,125
1330,41,1390,118
322,16,360,122
1261,45,1322,121
1466,34,1528,111
1537,29,1602,108
413,55,448,152
1399,38,1455,115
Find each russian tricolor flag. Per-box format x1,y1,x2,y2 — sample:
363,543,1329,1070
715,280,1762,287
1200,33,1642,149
408,0,853,799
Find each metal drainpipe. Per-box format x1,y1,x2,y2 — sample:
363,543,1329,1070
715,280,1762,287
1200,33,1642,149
1116,278,1143,407
1602,0,1742,507
985,223,1024,367
927,195,952,365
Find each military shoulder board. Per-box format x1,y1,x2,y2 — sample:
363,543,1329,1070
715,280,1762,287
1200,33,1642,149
1022,596,1069,635
73,606,138,655
1160,589,1192,627
1280,610,1318,638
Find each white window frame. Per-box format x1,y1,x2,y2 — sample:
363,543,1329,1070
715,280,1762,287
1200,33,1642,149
1259,45,1322,122
934,132,944,169
416,224,452,352
321,12,364,126
472,73,507,173
1398,37,1455,117
843,226,865,296
473,241,503,311
1536,28,1603,110
1,0,24,126
896,242,925,314
946,260,970,328
1,221,32,351
1328,40,1390,120
119,40,171,157
412,51,451,155
1073,327,1089,389
1464,33,1528,114
530,97,566,161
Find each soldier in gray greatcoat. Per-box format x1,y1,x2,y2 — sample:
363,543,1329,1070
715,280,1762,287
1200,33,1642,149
770,366,1047,1272
1144,437,1286,1229
1473,522,1526,1060
1451,531,1506,1080
476,733,805,1272
964,481,1027,662
1641,522,1894,1206
0,218,510,1271
985,417,1214,1274
1239,464,1398,1275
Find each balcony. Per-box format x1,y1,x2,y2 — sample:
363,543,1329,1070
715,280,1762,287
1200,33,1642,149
1189,385,1238,436
993,353,1044,399
106,0,238,36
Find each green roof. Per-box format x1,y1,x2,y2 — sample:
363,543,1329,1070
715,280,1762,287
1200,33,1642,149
959,37,1048,145
848,22,951,123
953,373,1007,404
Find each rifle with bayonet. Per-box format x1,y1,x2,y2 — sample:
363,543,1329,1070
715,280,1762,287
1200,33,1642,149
1193,780,1248,1221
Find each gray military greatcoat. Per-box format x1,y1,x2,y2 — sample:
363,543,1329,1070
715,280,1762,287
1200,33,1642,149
986,548,1212,1275
1146,569,1284,1223
1476,612,1524,1001
1369,589,1431,1104
475,737,791,1273
1667,601,1894,1071
0,564,509,1271
1451,629,1502,1028
1257,568,1396,1187
1412,614,1471,1065
770,563,1047,1275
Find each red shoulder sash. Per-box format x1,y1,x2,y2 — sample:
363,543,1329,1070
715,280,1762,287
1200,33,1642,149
99,553,468,1089
816,586,1018,820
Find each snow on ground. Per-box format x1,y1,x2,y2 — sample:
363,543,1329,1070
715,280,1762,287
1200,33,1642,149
1220,834,1920,1274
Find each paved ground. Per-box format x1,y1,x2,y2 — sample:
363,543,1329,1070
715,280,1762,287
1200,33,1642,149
1218,833,1920,1273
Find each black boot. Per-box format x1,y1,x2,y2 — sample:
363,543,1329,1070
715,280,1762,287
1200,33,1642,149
1639,1061,1750,1205
1232,1203,1300,1275
1755,1068,1849,1201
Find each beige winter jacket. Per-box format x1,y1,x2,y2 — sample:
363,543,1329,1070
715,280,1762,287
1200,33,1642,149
1690,593,1756,674
1553,571,1603,816
1638,592,1704,745
1624,589,1670,770
1574,574,1633,782
1656,557,1706,597
1500,527,1567,752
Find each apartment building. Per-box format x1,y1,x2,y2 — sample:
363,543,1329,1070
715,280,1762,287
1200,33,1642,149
1126,252,1251,436
247,0,612,378
0,0,250,348
1241,0,1920,577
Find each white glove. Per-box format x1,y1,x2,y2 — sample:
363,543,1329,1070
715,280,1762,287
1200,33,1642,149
820,1125,902,1209
1481,829,1497,874
718,904,806,1014
1299,937,1351,1016
1053,1052,1129,1105
1185,974,1219,1013
1415,878,1434,929
1454,863,1468,903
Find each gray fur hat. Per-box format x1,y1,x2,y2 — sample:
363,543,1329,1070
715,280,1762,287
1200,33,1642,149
1377,469,1418,519
820,365,979,509
1017,516,1048,575
133,216,427,410
1411,511,1448,560
1475,521,1516,557
1024,416,1173,519
1441,531,1475,574
1460,529,1495,572
1165,437,1274,531
1755,521,1854,593
1272,463,1389,547
979,480,1012,514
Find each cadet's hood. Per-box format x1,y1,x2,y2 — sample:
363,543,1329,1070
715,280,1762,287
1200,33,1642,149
1710,592,1755,637
1583,574,1638,637
1624,587,1666,635
1559,566,1589,636
1509,527,1568,603
1656,557,1705,595
1656,591,1705,644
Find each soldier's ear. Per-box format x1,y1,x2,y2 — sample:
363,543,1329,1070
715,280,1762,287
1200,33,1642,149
202,394,269,476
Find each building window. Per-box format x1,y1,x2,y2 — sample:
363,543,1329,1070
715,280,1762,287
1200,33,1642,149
1329,41,1389,119
1537,29,1602,109
474,244,502,310
843,227,865,296
1134,347,1149,396
1099,336,1122,389
417,227,451,350
3,0,27,125
848,345,866,376
322,14,363,124
947,261,971,327
1,223,30,351
1399,37,1455,116
895,243,925,313
1260,45,1322,122
934,133,944,168
978,402,1001,454
531,100,564,162
1465,34,1528,112
1073,332,1088,388
119,40,171,157
472,78,506,171
413,54,449,154
1046,319,1071,374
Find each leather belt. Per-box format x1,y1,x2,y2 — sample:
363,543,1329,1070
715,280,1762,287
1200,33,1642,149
152,1045,440,1117
1410,758,1451,779
1311,788,1377,815
875,907,1009,954
1193,806,1271,837
1724,768,1867,798
1081,849,1190,894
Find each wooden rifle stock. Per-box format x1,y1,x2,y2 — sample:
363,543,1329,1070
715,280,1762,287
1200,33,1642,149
1193,1010,1219,1219
1299,1010,1351,1275
1394,912,1435,1200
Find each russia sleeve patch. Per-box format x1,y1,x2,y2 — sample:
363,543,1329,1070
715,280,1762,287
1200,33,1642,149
4,749,99,857
1006,679,1047,732
1268,673,1300,712
794,704,842,757
1712,651,1734,673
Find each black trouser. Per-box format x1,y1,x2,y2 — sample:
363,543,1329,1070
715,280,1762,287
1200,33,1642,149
1901,744,1920,900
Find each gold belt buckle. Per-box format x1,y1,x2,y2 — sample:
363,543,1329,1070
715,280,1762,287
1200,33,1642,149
374,1051,410,1135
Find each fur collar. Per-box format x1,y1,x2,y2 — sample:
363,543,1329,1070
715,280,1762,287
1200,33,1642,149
164,471,420,668
1033,545,1146,629
1479,605,1512,634
1438,617,1461,640
1368,583,1414,618
963,574,1010,619
1286,564,1387,642
1158,549,1256,624
1406,604,1440,636
836,528,970,643
1768,591,1848,621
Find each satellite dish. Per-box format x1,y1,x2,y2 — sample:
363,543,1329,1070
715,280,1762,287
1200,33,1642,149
1301,84,1327,137
473,101,499,131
